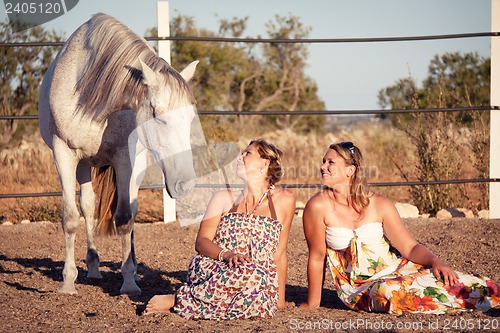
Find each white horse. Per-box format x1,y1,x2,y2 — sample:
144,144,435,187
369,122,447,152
38,13,198,295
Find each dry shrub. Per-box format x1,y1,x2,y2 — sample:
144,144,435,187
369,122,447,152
330,118,413,203
0,133,57,187
135,189,166,223
240,116,486,214
0,133,60,222
465,111,490,211
237,121,413,205
0,118,488,222
389,110,487,214
9,197,62,222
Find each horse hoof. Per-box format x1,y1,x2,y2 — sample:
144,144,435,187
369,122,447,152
87,271,103,279
57,285,78,295
120,284,141,295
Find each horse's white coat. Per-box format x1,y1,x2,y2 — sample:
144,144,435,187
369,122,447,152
38,13,198,295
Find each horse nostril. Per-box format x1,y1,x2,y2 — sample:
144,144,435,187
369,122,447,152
175,180,195,196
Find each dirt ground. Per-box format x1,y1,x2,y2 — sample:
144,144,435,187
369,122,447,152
0,217,498,333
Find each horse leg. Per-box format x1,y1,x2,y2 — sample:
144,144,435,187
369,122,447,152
53,138,80,294
129,148,148,283
113,154,141,295
76,163,102,279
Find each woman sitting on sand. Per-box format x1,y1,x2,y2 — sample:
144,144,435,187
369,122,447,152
299,141,499,314
144,139,296,319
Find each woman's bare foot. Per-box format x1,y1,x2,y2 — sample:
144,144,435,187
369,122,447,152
277,301,295,309
143,294,175,315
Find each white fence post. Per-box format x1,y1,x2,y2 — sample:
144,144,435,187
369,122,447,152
157,1,171,63
157,1,176,223
490,0,500,218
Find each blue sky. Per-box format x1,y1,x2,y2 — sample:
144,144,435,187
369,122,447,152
1,0,491,110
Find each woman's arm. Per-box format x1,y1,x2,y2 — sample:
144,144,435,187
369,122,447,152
195,190,251,267
272,188,296,309
377,195,459,286
299,194,327,309
194,191,231,258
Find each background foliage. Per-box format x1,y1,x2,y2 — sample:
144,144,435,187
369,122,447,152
378,52,490,213
0,17,492,220
148,14,326,141
0,21,64,147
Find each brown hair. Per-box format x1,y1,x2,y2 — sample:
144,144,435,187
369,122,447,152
329,141,370,214
249,139,284,185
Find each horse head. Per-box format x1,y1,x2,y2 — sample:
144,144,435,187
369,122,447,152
135,59,199,199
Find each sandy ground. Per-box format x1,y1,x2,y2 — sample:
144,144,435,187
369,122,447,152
0,217,498,333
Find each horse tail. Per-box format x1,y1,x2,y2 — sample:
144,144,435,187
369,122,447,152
92,165,117,236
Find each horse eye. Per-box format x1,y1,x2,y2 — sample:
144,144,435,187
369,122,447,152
150,101,157,118
150,102,167,124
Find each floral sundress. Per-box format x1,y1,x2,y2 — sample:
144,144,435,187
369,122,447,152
173,191,282,320
326,222,500,314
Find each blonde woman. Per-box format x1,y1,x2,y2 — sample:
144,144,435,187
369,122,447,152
144,139,296,319
300,141,499,314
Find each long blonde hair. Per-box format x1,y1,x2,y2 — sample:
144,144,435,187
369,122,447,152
329,142,370,214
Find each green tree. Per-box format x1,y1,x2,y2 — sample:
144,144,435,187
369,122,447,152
0,20,64,146
252,14,325,133
379,52,490,110
151,14,325,140
424,52,490,111
378,52,490,213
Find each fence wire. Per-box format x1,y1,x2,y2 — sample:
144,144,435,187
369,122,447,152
1,106,498,120
1,30,498,199
1,178,499,199
0,31,498,47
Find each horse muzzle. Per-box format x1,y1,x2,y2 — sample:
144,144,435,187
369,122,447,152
166,179,195,199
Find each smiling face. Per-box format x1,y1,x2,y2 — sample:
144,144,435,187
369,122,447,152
236,144,269,182
320,148,355,189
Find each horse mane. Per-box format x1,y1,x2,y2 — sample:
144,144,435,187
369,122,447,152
75,13,194,121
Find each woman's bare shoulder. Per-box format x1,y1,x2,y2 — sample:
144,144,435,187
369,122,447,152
272,186,296,204
369,192,394,207
208,189,239,209
210,189,237,200
305,191,329,210
368,192,399,218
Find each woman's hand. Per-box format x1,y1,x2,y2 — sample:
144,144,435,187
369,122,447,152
431,257,460,286
223,252,251,268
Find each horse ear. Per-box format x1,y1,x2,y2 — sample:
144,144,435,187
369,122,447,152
179,60,199,82
139,59,157,86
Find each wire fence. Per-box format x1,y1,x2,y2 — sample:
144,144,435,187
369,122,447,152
1,106,498,120
1,30,498,199
0,31,498,47
1,178,499,199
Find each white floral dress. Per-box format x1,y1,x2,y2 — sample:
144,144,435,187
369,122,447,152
326,222,500,314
